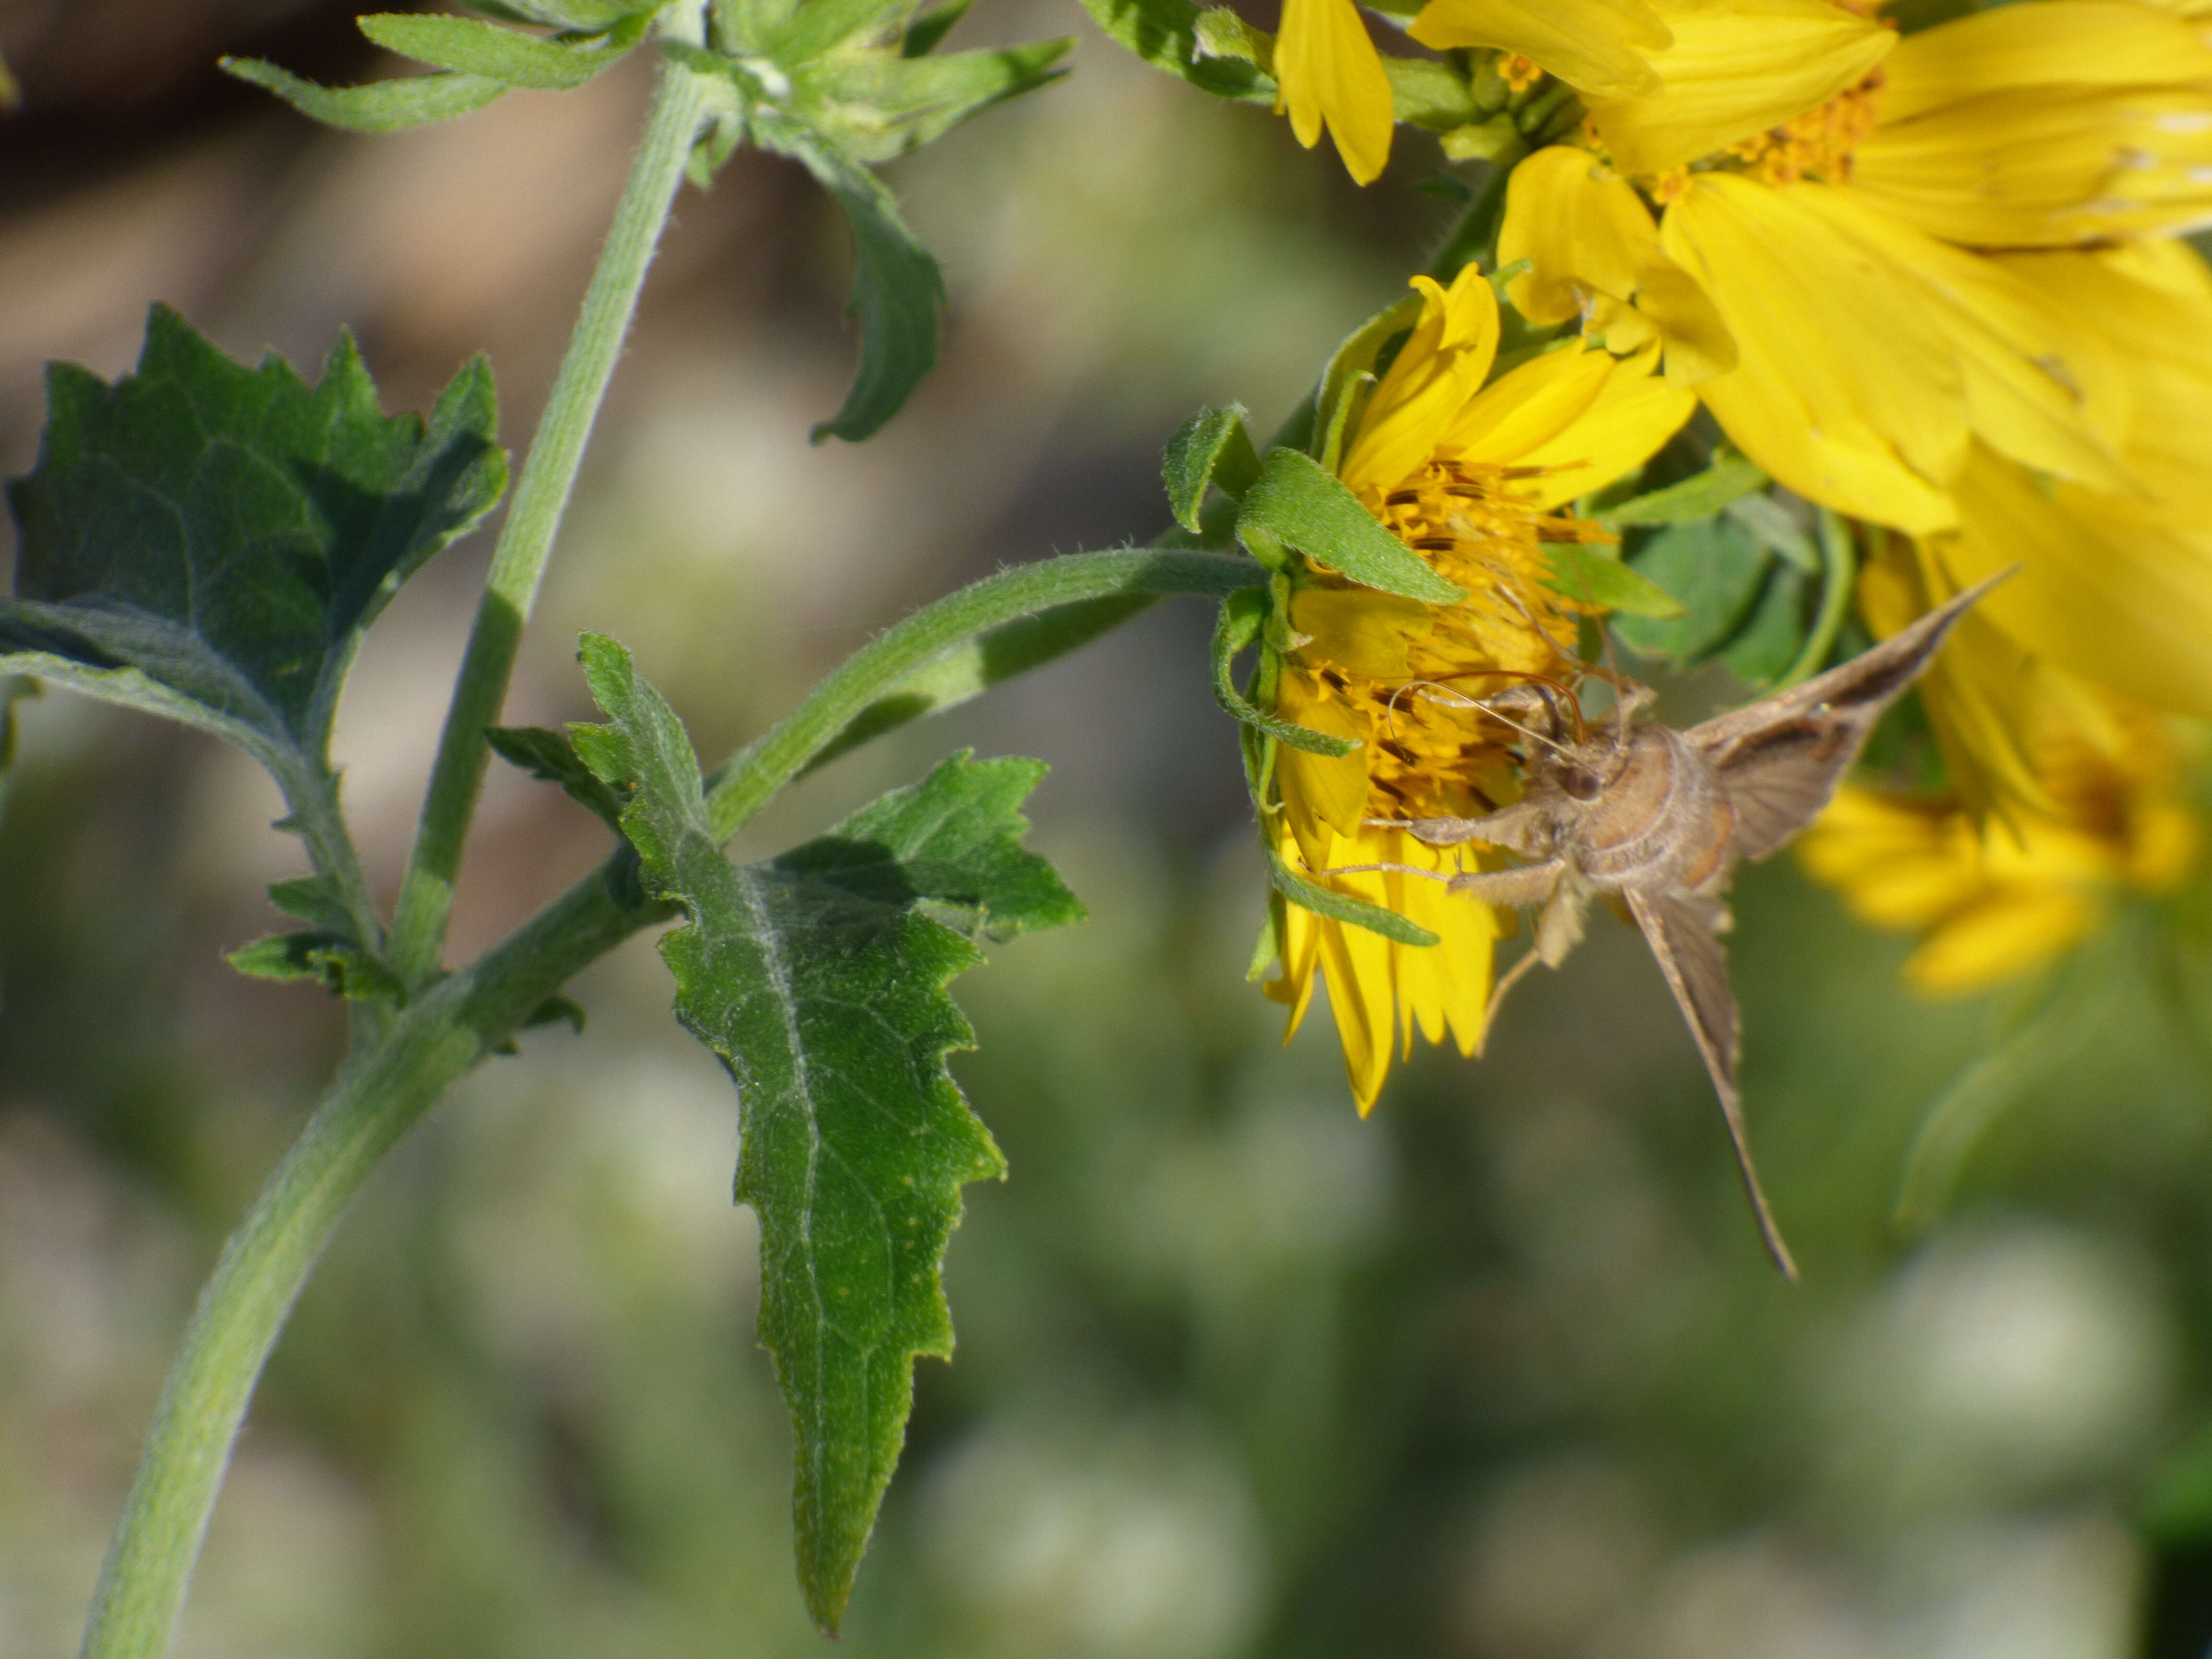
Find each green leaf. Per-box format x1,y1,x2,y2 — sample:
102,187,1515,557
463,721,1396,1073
1595,450,1767,528
463,0,658,27
1077,0,1273,104
1615,515,1772,664
571,634,1079,1633
1210,589,1357,756
1238,448,1463,605
902,0,971,54
796,40,1073,164
1163,405,1261,533
1192,7,1273,71
520,993,588,1034
766,0,914,60
1720,563,1810,686
268,874,356,935
219,56,510,131
357,12,648,90
747,124,942,443
1723,492,1819,572
1265,842,1439,947
488,724,633,826
1544,542,1685,620
0,306,506,799
804,592,1157,773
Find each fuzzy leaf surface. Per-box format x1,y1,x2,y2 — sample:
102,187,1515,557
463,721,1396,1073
1078,0,1272,103
220,57,510,130
358,12,647,89
0,306,505,785
571,634,1078,1633
1239,448,1462,605
796,40,1072,163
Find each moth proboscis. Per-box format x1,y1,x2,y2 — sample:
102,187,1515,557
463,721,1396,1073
1340,571,2009,1281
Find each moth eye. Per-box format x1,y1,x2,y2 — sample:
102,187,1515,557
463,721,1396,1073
1559,766,1601,802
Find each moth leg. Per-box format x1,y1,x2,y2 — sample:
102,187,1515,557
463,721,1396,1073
1377,800,1547,854
1443,858,1566,910
1532,881,1590,967
1482,943,1547,1028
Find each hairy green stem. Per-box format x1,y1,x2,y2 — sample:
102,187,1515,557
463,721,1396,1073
387,11,712,990
1779,505,1858,689
78,545,1254,1658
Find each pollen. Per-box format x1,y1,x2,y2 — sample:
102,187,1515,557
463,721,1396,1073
1500,52,1542,93
1723,68,1885,186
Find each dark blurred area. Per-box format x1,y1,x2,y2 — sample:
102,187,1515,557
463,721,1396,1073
6,5,2212,1656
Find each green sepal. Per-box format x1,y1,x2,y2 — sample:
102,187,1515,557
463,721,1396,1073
1238,448,1463,605
1078,0,1273,104
1382,55,1478,131
1211,589,1358,756
218,57,510,131
1312,293,1420,475
803,592,1156,773
1595,449,1767,528
1545,542,1685,620
226,932,408,1004
572,634,1081,1634
488,723,633,827
1245,891,1285,983
356,11,649,89
1164,405,1261,533
1265,842,1439,947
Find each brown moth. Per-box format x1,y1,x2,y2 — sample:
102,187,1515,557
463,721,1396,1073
1361,572,2007,1280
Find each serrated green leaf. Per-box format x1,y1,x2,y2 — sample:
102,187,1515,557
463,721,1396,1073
1544,542,1685,620
796,39,1072,163
0,307,506,805
803,592,1156,773
489,723,632,826
1615,515,1772,664
572,635,1078,1633
357,12,646,90
1265,842,1439,947
1595,450,1767,528
1210,589,1358,755
219,56,510,131
1163,406,1261,533
902,0,970,54
1238,448,1463,605
1078,0,1273,104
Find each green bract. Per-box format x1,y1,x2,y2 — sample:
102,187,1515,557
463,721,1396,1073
573,635,1082,1633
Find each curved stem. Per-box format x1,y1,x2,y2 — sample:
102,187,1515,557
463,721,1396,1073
1778,505,1857,689
704,548,1259,838
387,10,713,990
78,545,1252,1659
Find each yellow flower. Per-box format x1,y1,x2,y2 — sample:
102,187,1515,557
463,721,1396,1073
1262,266,1695,1109
1498,0,2212,533
1797,693,2199,995
1274,0,1675,183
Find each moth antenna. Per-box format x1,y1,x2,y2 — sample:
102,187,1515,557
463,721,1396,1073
1386,678,1584,763
1463,700,1582,763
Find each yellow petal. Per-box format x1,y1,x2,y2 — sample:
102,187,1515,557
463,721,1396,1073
1277,0,1397,185
1630,253,1737,383
1408,0,1670,97
1439,339,1614,462
1661,174,1963,532
1513,353,1698,509
1292,584,1438,678
1941,443,2212,722
1499,145,1658,324
1876,0,2212,127
1274,671,1372,847
1587,0,1892,178
1341,265,1499,493
1903,885,2094,996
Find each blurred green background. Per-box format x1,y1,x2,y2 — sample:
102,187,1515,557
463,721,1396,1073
6,3,2212,1654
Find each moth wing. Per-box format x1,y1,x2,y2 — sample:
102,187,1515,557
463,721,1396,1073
1688,569,2007,861
1625,887,1798,1281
